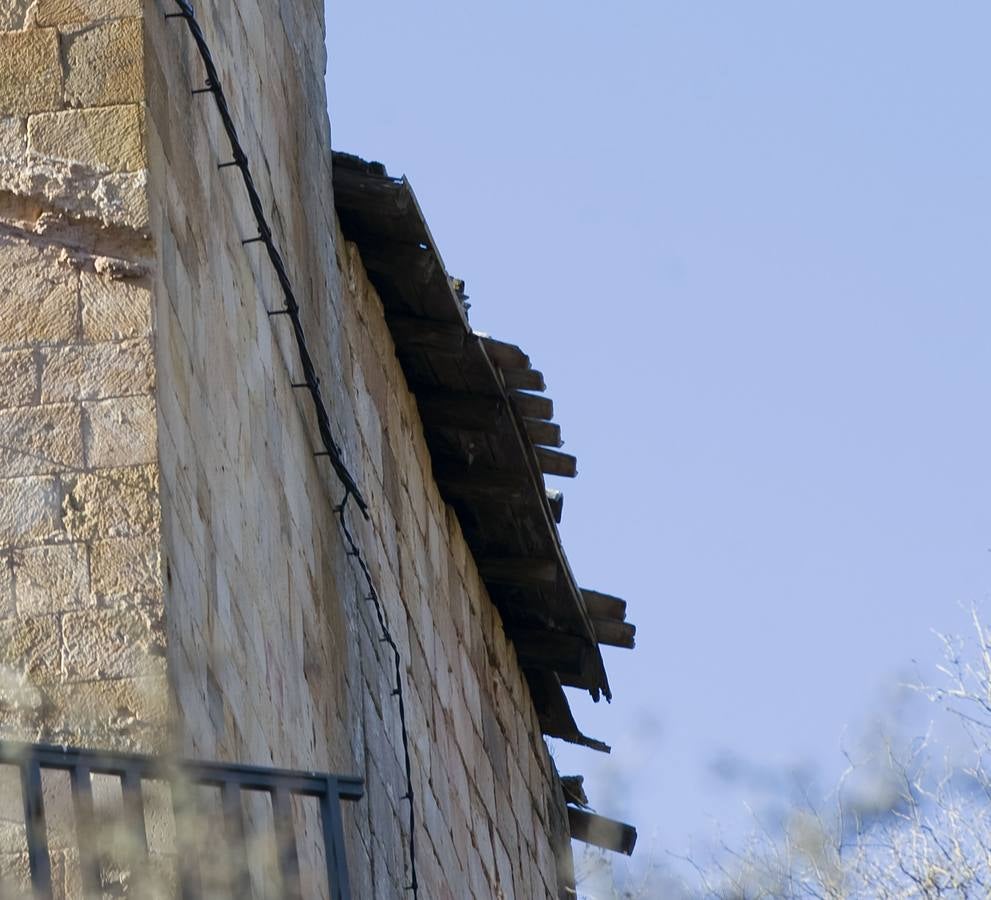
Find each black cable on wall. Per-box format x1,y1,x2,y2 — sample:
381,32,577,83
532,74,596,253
166,3,419,893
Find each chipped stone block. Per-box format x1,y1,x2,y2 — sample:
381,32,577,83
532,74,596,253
0,476,63,547
63,18,144,108
62,605,165,680
63,464,159,540
37,0,142,25
0,30,62,116
0,615,61,685
80,272,151,341
13,543,89,614
0,350,38,408
41,339,154,402
90,536,161,601
83,395,157,469
0,403,84,477
28,104,145,172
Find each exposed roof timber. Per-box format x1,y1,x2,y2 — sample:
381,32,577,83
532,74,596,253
502,368,546,392
568,808,638,856
332,152,629,733
535,447,578,478
581,589,636,651
526,670,610,753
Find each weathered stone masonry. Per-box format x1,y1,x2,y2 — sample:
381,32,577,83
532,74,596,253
0,2,589,897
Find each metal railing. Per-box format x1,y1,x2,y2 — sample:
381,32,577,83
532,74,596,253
0,740,363,900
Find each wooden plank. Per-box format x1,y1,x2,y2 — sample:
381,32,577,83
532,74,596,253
503,368,545,391
479,336,530,370
525,670,610,753
477,558,557,587
523,418,562,448
581,589,626,622
535,447,577,478
414,387,504,433
546,488,564,524
511,391,553,421
568,808,637,856
385,314,467,355
592,618,636,650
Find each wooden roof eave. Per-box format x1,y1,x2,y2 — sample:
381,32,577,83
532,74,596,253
331,151,616,711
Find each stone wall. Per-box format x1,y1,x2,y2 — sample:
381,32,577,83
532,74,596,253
0,1,573,897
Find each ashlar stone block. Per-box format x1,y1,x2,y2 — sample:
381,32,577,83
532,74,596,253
0,29,62,116
37,0,142,25
90,536,161,601
63,17,144,108
0,403,84,477
80,272,151,341
83,395,157,469
62,464,159,540
28,104,145,172
0,350,38,408
13,542,89,614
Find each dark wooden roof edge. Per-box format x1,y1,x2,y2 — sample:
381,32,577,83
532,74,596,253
331,150,633,740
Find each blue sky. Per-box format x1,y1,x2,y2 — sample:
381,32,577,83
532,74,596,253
326,0,991,881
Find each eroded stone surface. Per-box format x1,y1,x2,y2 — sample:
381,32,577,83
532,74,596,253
90,536,161,601
0,616,61,685
0,350,38,408
63,464,159,540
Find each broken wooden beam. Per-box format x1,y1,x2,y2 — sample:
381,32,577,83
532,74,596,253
568,808,637,856
592,618,636,650
479,335,530,370
546,488,564,524
524,418,562,448
503,368,546,392
535,447,577,478
525,669,611,753
414,387,503,433
511,391,553,421
477,558,558,587
581,589,627,621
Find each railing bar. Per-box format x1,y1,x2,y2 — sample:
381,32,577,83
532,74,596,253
20,754,53,900
322,777,351,900
171,779,202,900
272,788,302,900
222,781,251,898
70,764,102,900
121,767,149,894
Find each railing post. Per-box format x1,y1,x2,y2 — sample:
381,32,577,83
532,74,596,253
20,753,52,900
70,763,102,900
